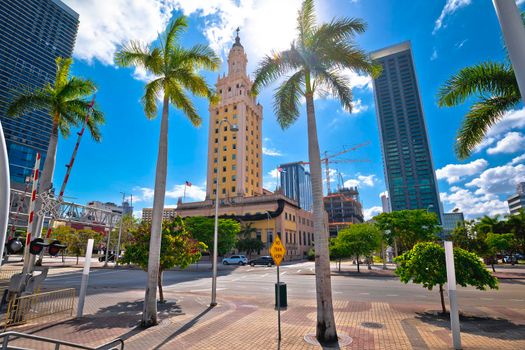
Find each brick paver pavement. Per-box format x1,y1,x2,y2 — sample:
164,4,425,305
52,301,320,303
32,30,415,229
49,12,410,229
4,286,525,349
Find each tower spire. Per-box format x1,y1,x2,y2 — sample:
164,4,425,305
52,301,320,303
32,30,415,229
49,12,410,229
233,27,242,48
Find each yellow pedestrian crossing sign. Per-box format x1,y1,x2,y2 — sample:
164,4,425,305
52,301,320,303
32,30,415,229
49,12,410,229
269,235,286,266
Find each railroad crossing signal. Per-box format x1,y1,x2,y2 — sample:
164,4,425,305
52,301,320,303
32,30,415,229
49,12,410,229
269,235,286,266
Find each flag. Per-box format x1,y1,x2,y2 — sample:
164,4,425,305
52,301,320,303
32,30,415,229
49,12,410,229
185,181,192,187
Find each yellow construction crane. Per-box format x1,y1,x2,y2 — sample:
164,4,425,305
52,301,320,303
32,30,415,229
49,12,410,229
300,141,371,194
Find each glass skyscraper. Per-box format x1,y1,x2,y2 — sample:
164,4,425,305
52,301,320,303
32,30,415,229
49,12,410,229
279,162,313,212
0,0,79,188
371,42,442,223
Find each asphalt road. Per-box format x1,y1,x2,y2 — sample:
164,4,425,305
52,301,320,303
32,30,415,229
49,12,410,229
40,261,525,310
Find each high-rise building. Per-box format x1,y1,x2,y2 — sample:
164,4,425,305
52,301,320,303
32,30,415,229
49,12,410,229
442,211,465,235
323,186,363,237
507,182,525,215
279,162,313,211
371,42,442,223
205,32,263,200
0,0,79,188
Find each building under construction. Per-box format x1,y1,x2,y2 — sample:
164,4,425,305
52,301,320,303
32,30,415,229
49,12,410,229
323,186,364,237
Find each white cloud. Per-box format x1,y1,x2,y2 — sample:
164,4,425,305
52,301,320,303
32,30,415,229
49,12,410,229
344,174,377,188
487,132,525,155
268,169,280,179
351,99,369,114
510,153,525,165
342,69,373,91
455,39,468,49
430,48,438,61
433,0,472,34
262,147,283,157
466,164,525,196
132,186,155,203
440,188,509,219
436,159,488,184
364,206,382,220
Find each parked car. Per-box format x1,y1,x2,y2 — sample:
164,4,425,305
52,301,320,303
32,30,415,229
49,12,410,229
222,255,247,265
249,256,274,267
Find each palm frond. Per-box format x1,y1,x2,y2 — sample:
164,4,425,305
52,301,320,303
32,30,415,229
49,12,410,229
115,41,163,75
438,62,517,107
65,99,105,141
58,77,97,101
297,0,316,45
316,69,353,112
142,78,164,119
313,18,366,47
164,16,188,56
273,70,304,129
251,47,303,95
167,82,201,127
54,57,73,90
456,94,521,159
175,44,220,71
6,90,51,118
317,41,376,75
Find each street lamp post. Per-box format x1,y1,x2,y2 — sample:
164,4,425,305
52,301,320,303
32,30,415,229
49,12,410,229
211,118,238,307
493,0,525,104
0,120,10,265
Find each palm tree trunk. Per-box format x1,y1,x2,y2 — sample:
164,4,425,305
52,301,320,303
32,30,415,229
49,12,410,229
305,92,338,344
142,96,169,327
382,241,387,270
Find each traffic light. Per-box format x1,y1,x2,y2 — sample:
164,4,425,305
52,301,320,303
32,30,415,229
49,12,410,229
29,238,47,255
48,240,66,256
6,238,23,254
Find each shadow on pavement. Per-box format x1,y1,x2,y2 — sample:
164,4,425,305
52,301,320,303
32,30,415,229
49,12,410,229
415,311,525,340
152,306,214,349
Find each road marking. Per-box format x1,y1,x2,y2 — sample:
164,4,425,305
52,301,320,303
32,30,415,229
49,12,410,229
480,298,493,301
297,269,302,273
261,273,268,278
246,269,254,272
386,294,399,297
510,299,524,302
264,267,270,270
280,272,287,276
359,292,370,295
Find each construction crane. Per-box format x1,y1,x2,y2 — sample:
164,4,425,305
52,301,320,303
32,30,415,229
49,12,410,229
300,141,371,194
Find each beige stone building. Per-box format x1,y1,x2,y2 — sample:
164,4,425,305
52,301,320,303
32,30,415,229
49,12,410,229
177,32,315,260
141,207,177,222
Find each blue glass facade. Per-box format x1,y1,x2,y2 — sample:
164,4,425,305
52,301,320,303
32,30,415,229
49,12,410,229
0,0,78,187
371,42,442,223
280,162,313,212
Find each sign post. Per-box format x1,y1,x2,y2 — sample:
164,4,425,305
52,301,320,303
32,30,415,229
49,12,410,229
444,241,461,349
269,235,286,342
77,239,94,318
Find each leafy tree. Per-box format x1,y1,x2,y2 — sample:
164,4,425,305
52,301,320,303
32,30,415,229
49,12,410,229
333,223,381,273
7,57,104,238
504,209,525,252
122,217,206,303
236,238,264,259
395,242,498,314
238,223,257,239
374,210,439,256
115,16,219,327
251,0,378,343
329,238,350,272
485,233,515,271
437,16,525,159
184,216,240,256
49,226,103,264
450,221,488,255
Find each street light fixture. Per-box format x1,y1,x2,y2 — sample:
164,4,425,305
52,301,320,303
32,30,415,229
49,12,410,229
211,118,238,307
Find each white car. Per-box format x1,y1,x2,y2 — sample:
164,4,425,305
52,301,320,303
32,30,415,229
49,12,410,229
222,255,248,265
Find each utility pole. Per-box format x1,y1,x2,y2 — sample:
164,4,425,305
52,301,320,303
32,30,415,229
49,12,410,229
115,192,126,267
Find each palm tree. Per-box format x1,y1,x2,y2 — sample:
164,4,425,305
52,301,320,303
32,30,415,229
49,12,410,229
239,222,257,238
7,57,103,238
251,0,377,343
114,16,219,327
437,15,525,159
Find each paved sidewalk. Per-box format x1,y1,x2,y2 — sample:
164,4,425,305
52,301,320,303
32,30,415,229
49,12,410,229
5,287,525,349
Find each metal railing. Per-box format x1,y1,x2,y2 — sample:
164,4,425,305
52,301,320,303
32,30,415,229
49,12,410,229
3,288,75,329
0,267,22,283
0,331,124,349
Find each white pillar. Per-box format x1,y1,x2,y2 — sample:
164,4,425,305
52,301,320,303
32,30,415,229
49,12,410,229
444,241,461,350
493,0,525,103
0,120,10,265
77,239,94,318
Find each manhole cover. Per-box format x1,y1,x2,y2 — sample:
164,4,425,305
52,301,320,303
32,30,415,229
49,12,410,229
304,333,353,347
361,322,383,329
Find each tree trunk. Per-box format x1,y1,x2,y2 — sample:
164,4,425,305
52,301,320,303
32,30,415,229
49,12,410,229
394,238,398,258
439,284,446,314
367,256,371,270
382,241,387,270
492,262,496,272
357,257,360,273
76,254,79,265
305,91,338,344
338,259,341,272
142,96,169,327
158,269,164,303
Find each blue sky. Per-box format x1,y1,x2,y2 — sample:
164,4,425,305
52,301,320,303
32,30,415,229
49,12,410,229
56,0,525,220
